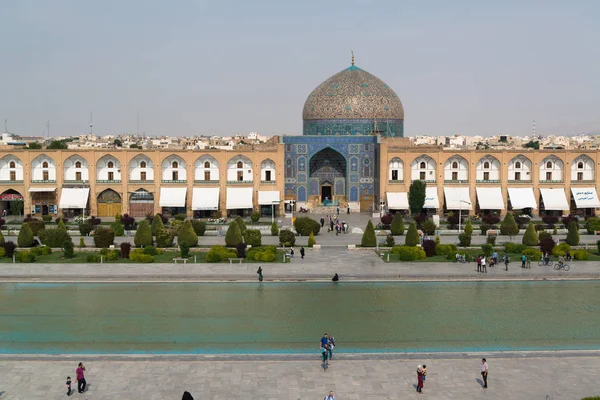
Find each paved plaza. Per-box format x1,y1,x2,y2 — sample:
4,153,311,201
1,354,600,399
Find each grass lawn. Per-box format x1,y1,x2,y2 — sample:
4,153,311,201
381,250,600,263
0,249,288,264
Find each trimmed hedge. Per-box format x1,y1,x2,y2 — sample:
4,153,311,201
134,220,153,247
552,243,571,257
129,249,154,263
234,216,247,234
191,220,207,236
225,221,244,247
390,213,405,235
566,221,580,246
294,217,321,236
250,211,260,223
500,212,519,237
404,222,420,247
120,242,131,258
156,229,175,247
17,223,34,247
271,222,279,236
244,229,262,247
522,222,539,246
111,222,125,237
178,220,198,247
586,217,600,234
436,244,457,256
279,229,296,246
247,245,277,262
308,232,316,247
391,245,426,261
93,227,115,248
361,220,377,247
206,245,237,262
28,220,46,235
151,214,164,236
79,222,93,236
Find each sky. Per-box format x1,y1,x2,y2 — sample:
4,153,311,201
1,0,599,138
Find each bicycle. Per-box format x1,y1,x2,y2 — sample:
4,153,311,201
538,259,551,266
554,262,570,271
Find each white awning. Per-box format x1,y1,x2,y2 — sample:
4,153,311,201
58,188,90,209
29,187,57,192
540,188,569,211
571,188,600,208
443,187,472,210
423,187,439,209
159,187,187,207
192,187,219,211
386,192,409,210
226,187,253,209
258,191,281,205
507,187,537,210
476,187,505,210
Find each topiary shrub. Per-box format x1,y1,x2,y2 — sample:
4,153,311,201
480,223,489,235
178,220,199,247
308,232,316,247
481,244,493,257
294,217,321,236
522,222,539,246
244,229,262,247
174,213,187,221
247,245,278,262
120,242,131,259
250,211,260,223
380,213,393,226
42,215,52,223
573,249,588,260
93,227,115,248
234,216,247,234
271,221,279,236
3,241,17,258
458,233,471,247
413,214,427,228
404,222,420,247
586,217,600,234
15,250,36,263
422,239,436,257
385,234,395,247
28,220,46,236
191,220,207,236
151,214,164,236
391,245,426,261
361,220,377,247
55,216,68,224
482,214,501,226
539,231,552,241
129,249,154,263
62,239,74,259
120,214,136,230
156,229,175,247
541,215,559,227
486,235,497,246
464,219,473,236
552,243,571,257
206,245,237,262
566,221,580,246
17,223,34,247
38,228,71,248
539,237,556,254
562,215,579,229
143,245,157,255
111,222,125,237
421,219,436,235
225,221,244,247
390,213,405,235
500,212,519,239
134,220,153,247
505,243,527,254
79,222,93,236
279,229,296,246
522,247,542,261
435,244,457,256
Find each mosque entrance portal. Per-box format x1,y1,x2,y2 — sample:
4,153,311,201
309,147,346,205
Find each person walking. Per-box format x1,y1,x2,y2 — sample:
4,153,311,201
300,247,305,259
481,256,487,273
290,248,295,259
325,390,335,400
416,365,424,393
336,206,340,215
481,358,488,388
503,254,510,271
521,254,526,268
476,256,482,273
76,362,87,393
257,266,263,281
320,217,325,228
492,250,498,266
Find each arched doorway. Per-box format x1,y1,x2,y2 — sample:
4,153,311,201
129,189,154,217
97,189,122,217
309,147,346,204
0,189,23,217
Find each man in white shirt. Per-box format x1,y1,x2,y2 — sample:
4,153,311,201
481,256,487,273
481,358,488,388
325,391,335,400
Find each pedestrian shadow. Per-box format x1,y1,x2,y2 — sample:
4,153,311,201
475,378,484,387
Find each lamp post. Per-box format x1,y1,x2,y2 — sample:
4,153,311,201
289,200,295,220
458,200,471,233
271,200,282,224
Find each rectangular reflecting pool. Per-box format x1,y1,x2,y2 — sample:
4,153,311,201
1,281,600,354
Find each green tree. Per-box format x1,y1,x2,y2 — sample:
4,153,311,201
93,227,115,248
26,142,42,149
408,180,427,216
500,212,519,241
62,239,75,259
523,140,540,150
271,221,279,236
522,222,540,246
464,219,473,236
225,220,243,247
250,211,260,223
57,218,67,231
390,213,405,235
191,220,207,236
113,139,122,147
156,228,175,247
110,221,125,236
134,220,153,247
566,221,580,246
234,216,247,234
129,143,140,149
178,220,199,247
308,232,316,247
47,140,68,149
404,222,420,247
151,214,164,236
17,223,34,247
243,229,262,247
10,199,24,216
361,220,377,247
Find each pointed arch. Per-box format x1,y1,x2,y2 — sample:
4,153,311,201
476,155,500,181
260,158,276,182
571,154,594,181
444,155,468,182
195,154,219,181
31,154,56,182
129,154,154,182
0,154,24,181
64,155,89,182
96,154,121,181
508,154,532,182
411,155,436,182
388,157,404,181
539,155,564,182
161,154,186,181
227,154,253,182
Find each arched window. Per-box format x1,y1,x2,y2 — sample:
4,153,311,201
140,161,146,168
578,162,584,169
204,161,210,168
42,161,48,168
108,161,114,168
75,161,81,168
546,161,552,169
452,161,458,169
9,161,15,168
420,161,426,169
515,161,521,169
237,161,243,169
172,161,178,169
483,161,490,169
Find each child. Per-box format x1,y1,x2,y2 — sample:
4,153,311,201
422,365,427,383
66,376,72,396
